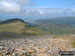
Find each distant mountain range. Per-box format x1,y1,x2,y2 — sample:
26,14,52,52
0,20,2,22
36,17,75,34
36,17,75,26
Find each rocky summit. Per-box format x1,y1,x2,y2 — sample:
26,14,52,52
0,35,73,56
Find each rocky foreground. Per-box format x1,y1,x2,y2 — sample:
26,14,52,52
0,35,73,56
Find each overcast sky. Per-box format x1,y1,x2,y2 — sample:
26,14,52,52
0,0,75,21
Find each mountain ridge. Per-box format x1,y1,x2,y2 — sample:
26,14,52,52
0,18,46,36
0,18,27,25
36,17,75,26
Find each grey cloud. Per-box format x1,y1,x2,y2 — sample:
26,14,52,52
23,8,75,17
0,0,33,13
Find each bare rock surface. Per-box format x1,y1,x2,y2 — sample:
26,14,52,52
0,35,73,56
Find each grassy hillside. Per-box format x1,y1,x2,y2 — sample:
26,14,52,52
0,18,27,33
0,18,47,36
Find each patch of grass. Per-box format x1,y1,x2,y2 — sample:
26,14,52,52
39,26,75,34
72,41,75,48
21,26,48,35
0,21,27,33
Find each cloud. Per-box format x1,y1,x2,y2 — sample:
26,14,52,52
0,1,20,13
1,8,75,21
0,0,75,18
0,0,33,13
4,0,33,6
22,8,75,18
71,8,75,12
0,0,75,17
24,9,67,15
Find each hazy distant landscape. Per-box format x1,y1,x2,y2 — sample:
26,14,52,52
1,17,75,36
36,17,75,34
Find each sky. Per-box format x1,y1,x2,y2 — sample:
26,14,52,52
32,0,75,8
0,0,75,22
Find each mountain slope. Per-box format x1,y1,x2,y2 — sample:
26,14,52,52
36,17,75,34
0,18,46,36
0,18,27,33
0,18,26,24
